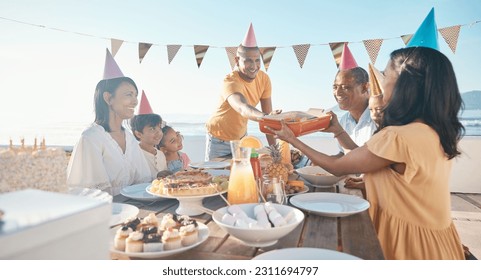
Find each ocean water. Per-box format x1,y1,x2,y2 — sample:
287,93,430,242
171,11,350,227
1,110,480,149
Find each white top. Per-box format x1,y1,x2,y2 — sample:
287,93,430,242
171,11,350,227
338,107,378,154
141,148,168,180
67,123,151,196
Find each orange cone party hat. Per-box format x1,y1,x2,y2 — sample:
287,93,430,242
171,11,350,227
368,63,384,96
339,43,358,70
138,90,154,115
241,23,258,47
103,48,124,80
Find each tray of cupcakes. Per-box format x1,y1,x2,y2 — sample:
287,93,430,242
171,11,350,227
110,213,209,258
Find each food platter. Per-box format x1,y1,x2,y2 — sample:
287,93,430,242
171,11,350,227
189,161,231,169
145,169,230,216
110,222,209,259
290,193,370,217
286,185,309,197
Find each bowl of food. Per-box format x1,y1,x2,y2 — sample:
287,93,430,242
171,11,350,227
212,203,304,247
295,166,345,186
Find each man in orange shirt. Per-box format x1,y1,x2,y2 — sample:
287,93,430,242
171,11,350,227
205,24,276,160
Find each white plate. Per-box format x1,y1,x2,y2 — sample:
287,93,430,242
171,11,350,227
68,187,113,203
110,222,209,259
290,193,370,217
110,203,139,226
253,247,361,260
189,161,231,169
120,183,168,202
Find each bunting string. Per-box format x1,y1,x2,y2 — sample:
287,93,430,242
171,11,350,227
1,16,480,69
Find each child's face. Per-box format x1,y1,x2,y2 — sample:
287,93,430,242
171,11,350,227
369,95,384,126
138,124,163,147
162,129,183,153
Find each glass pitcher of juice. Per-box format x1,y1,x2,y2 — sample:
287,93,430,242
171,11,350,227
227,140,259,205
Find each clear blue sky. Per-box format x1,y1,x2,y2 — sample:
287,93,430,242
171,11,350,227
0,0,480,142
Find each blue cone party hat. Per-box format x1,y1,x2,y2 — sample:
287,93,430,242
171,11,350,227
406,8,439,50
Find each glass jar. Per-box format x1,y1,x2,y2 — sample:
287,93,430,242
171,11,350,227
227,140,259,205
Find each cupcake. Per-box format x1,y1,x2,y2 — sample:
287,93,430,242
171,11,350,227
114,226,133,251
179,223,199,246
137,213,159,230
162,228,182,250
125,231,144,253
124,217,141,231
160,213,179,231
143,233,163,252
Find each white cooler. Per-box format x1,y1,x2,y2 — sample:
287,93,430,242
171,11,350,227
0,189,111,259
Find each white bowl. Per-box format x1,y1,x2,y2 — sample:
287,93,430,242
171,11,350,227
296,166,344,186
212,203,304,247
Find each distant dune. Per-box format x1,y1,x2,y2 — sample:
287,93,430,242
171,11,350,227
462,91,481,110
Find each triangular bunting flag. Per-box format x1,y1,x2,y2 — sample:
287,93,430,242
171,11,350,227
259,47,276,71
329,42,345,68
139,42,153,64
111,39,123,57
292,44,310,68
167,44,182,64
439,25,461,54
194,45,209,68
363,39,383,65
225,47,237,70
401,34,413,46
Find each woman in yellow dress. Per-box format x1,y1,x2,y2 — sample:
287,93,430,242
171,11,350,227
267,47,465,259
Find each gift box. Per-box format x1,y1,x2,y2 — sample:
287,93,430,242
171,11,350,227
0,189,111,259
259,109,331,137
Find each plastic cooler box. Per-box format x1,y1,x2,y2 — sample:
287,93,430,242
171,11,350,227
0,189,111,259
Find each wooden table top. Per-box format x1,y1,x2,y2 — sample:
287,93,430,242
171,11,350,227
111,159,384,260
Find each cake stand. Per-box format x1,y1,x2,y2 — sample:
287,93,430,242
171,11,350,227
146,186,227,216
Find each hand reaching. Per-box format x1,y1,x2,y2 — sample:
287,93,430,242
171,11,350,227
264,119,296,143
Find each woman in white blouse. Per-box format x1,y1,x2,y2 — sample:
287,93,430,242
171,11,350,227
67,77,151,195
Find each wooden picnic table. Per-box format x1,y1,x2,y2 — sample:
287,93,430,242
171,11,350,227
110,157,385,260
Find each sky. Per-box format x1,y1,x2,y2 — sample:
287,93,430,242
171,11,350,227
0,0,480,145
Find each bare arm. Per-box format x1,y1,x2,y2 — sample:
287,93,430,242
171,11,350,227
322,111,358,152
265,120,395,176
260,98,276,146
226,93,265,121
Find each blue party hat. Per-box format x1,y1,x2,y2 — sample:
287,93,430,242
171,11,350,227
407,8,439,50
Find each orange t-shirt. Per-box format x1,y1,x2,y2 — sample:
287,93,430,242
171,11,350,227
206,70,271,141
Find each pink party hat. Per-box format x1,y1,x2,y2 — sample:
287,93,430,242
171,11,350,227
241,23,258,47
138,90,154,115
103,48,124,79
339,43,358,70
